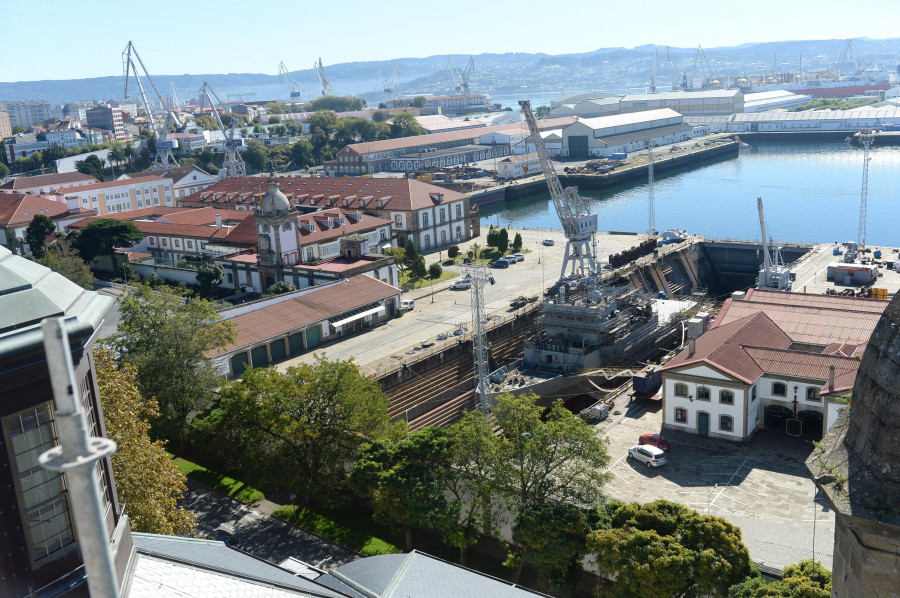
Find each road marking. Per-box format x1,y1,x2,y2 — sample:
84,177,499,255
708,456,750,512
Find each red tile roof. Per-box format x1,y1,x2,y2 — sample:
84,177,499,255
70,175,170,192
741,346,860,392
0,171,98,190
66,206,257,245
0,192,91,227
185,176,467,212
214,276,400,353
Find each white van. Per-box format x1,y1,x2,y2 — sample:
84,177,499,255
401,299,415,311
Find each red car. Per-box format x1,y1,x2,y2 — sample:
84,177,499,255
639,433,670,451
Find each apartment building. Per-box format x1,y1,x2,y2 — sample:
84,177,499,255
86,106,129,142
62,175,174,215
0,100,52,129
0,171,99,195
0,109,11,137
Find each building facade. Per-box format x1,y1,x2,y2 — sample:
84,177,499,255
0,192,97,254
497,153,543,179
85,106,128,142
0,109,11,137
561,109,692,158
0,100,52,129
62,175,174,215
0,171,99,195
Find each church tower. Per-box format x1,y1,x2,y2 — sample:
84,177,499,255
255,176,298,292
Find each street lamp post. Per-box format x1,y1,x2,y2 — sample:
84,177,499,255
707,483,718,515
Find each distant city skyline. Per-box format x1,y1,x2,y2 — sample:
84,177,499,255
2,0,898,82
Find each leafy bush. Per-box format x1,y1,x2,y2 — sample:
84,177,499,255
428,262,442,278
448,245,460,259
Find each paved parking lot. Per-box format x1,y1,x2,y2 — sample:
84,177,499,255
597,397,834,572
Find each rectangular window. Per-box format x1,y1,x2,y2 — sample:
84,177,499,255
422,213,429,227
772,382,787,397
675,408,688,423
697,387,711,401
720,415,733,432
806,388,820,402
674,383,688,397
4,405,76,564
720,390,734,405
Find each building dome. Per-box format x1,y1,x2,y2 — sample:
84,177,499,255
259,177,290,215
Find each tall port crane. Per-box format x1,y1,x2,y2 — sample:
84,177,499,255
833,39,862,78
169,81,182,110
198,82,247,178
649,49,659,93
447,56,475,95
278,61,302,99
383,66,398,102
520,100,598,280
315,58,334,96
690,46,715,90
666,47,682,91
857,130,874,254
460,264,496,415
123,41,182,168
756,197,791,291
646,140,656,235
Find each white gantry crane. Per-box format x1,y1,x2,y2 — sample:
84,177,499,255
123,41,182,168
460,264,496,415
649,49,659,93
169,81,182,110
646,140,656,235
520,100,598,280
447,56,475,95
315,58,334,96
756,197,791,291
278,61,302,100
383,66,398,103
666,46,682,91
198,82,247,179
857,130,874,254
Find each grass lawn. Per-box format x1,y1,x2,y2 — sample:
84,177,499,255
273,504,401,556
399,269,459,289
172,456,266,503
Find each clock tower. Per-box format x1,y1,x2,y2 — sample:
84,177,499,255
255,176,298,292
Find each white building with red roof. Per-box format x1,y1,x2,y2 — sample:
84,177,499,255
60,175,174,215
660,288,887,442
0,192,97,254
0,171,99,195
180,175,479,251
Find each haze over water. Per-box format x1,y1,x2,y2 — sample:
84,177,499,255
480,142,900,248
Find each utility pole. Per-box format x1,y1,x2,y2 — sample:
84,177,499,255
461,264,495,415
858,131,874,253
646,140,656,235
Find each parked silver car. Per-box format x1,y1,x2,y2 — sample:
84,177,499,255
627,444,667,468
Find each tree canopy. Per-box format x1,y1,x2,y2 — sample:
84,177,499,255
75,154,105,181
24,213,56,259
729,560,831,598
305,95,366,112
195,261,224,295
207,358,397,506
38,236,93,289
110,284,235,450
588,499,752,598
94,347,195,536
390,112,422,138
73,219,144,271
242,140,268,172
411,96,428,108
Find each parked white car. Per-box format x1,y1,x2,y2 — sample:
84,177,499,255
627,444,667,468
450,277,471,290
543,239,555,246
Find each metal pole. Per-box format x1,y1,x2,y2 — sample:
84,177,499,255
707,483,718,515
39,317,119,598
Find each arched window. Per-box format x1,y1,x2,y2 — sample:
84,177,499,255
424,234,431,248
720,390,734,405
719,415,733,432
675,408,688,423
697,387,711,401
674,383,688,397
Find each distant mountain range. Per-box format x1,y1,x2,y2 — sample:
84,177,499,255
3,38,899,106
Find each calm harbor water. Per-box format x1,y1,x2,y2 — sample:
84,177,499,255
479,142,900,247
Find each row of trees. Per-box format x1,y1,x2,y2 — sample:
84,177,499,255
486,226,523,255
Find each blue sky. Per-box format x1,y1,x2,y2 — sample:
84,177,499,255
2,0,898,81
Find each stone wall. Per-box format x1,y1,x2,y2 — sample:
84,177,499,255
831,512,900,598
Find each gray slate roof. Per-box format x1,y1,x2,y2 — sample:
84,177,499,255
132,533,350,598
317,551,552,598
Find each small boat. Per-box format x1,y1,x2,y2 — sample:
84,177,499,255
739,142,751,148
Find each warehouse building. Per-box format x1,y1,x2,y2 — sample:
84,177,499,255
561,109,692,158
726,107,900,132
497,153,542,180
743,90,811,112
618,90,743,116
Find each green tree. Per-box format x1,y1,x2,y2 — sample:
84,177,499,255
73,219,143,271
492,391,610,581
512,501,589,592
411,96,427,108
75,154,105,181
12,126,27,134
589,499,752,598
24,213,56,259
110,284,236,450
194,114,219,131
94,347,194,536
389,245,407,275
108,144,125,178
729,560,831,598
123,143,136,169
243,139,268,172
305,96,366,112
213,359,396,506
497,228,509,254
38,236,94,289
372,110,390,123
264,280,295,295
268,115,281,124
390,112,422,138
351,426,456,551
402,238,420,274
0,161,9,180
486,226,500,248
42,143,66,168
536,105,552,118
290,139,316,169
512,232,523,252
428,262,442,278
195,261,224,295
447,245,460,259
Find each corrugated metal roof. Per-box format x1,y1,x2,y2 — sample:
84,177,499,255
621,90,742,101
571,108,682,131
732,107,900,121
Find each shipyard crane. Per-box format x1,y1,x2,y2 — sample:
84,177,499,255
756,197,791,291
460,264,496,415
383,66,398,102
198,82,247,178
169,81,183,110
857,130,874,254
646,140,656,235
315,58,334,96
123,41,182,168
649,49,659,93
447,56,475,95
520,100,598,280
690,46,715,90
278,61,302,99
665,47,682,91
833,39,863,78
